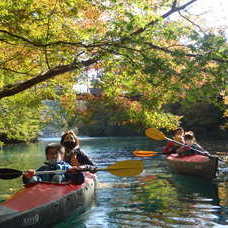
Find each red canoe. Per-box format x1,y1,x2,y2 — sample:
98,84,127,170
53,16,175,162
166,154,218,179
0,172,96,228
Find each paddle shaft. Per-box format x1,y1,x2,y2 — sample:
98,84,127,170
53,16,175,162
37,168,139,173
39,167,141,173
0,160,144,179
36,170,66,175
0,168,127,178
36,168,135,175
165,136,223,161
166,136,209,154
146,128,207,155
146,128,222,161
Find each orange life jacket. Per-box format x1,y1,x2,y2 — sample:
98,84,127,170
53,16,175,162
65,152,80,166
70,154,80,166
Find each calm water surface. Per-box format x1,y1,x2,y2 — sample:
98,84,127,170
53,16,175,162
0,137,228,227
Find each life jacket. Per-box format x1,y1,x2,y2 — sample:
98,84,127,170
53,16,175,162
163,142,176,154
70,154,80,166
64,149,80,166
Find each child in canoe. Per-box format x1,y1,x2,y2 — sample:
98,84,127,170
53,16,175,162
60,130,96,169
163,127,185,155
23,143,94,185
176,133,209,157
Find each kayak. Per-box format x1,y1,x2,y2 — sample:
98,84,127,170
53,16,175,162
0,172,96,228
166,154,218,179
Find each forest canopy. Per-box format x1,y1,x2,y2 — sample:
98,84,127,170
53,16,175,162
0,0,227,142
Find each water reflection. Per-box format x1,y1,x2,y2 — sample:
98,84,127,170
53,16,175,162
106,173,221,227
0,137,228,227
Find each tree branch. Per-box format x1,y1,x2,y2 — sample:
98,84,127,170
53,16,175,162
127,0,198,37
1,0,224,100
171,0,178,9
108,42,227,64
0,29,85,48
143,42,228,63
0,1,198,49
178,11,205,34
0,57,99,99
0,67,34,76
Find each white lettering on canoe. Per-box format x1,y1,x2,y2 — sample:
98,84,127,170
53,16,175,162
23,214,39,226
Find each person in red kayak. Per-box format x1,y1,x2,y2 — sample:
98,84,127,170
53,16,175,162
176,133,209,157
60,130,97,184
163,127,185,155
60,130,96,169
23,143,89,184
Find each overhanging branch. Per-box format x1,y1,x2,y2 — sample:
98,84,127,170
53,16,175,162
0,0,198,49
128,0,198,37
0,58,99,99
1,0,221,100
143,42,228,63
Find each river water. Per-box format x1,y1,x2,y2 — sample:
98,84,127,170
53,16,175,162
0,137,228,227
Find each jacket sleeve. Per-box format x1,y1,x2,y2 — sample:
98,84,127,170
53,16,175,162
22,165,46,184
34,165,52,182
77,149,96,167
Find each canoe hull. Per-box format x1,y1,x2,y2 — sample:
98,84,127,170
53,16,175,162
166,154,218,179
0,172,96,228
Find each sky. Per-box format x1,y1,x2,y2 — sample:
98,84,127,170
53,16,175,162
188,0,228,34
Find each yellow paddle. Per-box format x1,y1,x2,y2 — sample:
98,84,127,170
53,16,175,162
0,160,144,179
99,160,144,177
145,128,202,148
145,128,220,160
145,128,170,141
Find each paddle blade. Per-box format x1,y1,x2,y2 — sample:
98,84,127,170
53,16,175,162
133,150,160,154
0,168,23,179
133,150,162,157
133,153,161,157
145,128,166,140
134,154,160,157
105,160,144,177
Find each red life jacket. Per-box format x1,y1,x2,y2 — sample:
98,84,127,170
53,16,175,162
163,142,175,154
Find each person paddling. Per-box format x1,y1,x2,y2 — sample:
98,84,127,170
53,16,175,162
163,127,185,155
23,143,89,185
176,134,209,157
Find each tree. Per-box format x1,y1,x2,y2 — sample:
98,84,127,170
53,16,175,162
0,91,45,144
0,0,227,142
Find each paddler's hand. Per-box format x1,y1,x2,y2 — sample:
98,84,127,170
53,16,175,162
67,166,97,173
88,167,97,173
201,151,210,156
79,165,97,173
23,169,36,178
